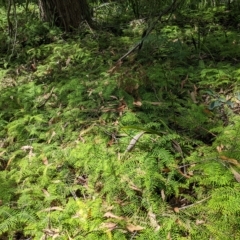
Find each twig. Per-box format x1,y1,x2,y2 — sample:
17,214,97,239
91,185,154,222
111,0,180,66
178,196,211,210
37,87,55,109
130,231,138,240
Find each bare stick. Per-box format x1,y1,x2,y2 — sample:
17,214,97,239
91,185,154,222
179,196,211,210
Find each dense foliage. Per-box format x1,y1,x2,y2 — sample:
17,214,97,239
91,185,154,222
1,0,240,239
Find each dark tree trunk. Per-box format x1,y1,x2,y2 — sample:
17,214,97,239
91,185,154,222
38,0,92,32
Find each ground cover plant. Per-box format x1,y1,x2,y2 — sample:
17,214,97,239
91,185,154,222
1,0,240,239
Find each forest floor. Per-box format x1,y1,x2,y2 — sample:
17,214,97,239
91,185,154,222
1,4,240,239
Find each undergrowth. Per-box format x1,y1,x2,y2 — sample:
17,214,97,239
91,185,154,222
1,2,240,239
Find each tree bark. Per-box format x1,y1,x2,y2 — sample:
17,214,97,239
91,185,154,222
38,0,92,32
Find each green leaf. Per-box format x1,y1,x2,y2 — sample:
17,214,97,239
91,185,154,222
209,100,222,110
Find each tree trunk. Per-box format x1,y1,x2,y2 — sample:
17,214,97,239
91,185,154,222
38,0,92,32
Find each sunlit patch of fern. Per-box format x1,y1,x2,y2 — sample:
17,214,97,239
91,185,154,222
190,160,233,187
121,111,141,125
208,185,240,215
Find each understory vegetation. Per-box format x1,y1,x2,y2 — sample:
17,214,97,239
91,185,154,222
1,1,240,239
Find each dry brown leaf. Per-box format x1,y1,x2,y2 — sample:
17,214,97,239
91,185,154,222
190,91,197,103
230,166,240,183
220,155,240,168
148,210,161,231
41,207,64,212
31,63,37,72
116,101,127,114
196,219,205,225
43,228,60,238
133,100,142,107
188,170,194,176
42,157,48,165
47,131,56,144
66,57,71,66
21,145,33,151
126,223,144,232
172,140,183,154
129,183,142,192
0,150,6,157
149,102,163,106
104,212,124,220
162,167,171,173
167,232,172,240
173,207,180,213
107,138,115,147
5,155,15,170
29,148,34,158
42,189,50,197
161,189,166,201
177,169,191,179
125,131,145,153
110,95,118,100
107,61,122,75
101,222,117,231
75,176,88,186
216,144,224,153
203,108,213,116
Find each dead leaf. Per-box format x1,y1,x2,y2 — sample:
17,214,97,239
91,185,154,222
129,183,142,192
148,210,161,231
230,166,240,183
216,144,224,153
104,212,124,220
188,170,194,176
29,148,34,158
48,131,56,144
101,222,117,231
110,95,118,100
167,232,172,240
203,108,213,116
161,189,165,201
31,63,37,72
75,176,88,186
21,145,33,151
107,61,122,75
42,157,48,165
190,91,197,103
41,207,64,212
5,155,15,170
126,223,144,232
196,219,205,225
43,228,60,238
125,131,145,153
116,99,127,114
162,167,171,173
177,169,191,179
148,102,163,106
220,155,240,168
173,207,179,213
133,100,142,107
66,57,71,66
107,137,115,147
171,140,183,154
42,189,50,197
